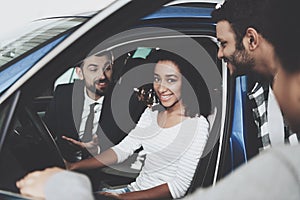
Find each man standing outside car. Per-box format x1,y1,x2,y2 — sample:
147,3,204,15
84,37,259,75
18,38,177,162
211,0,298,158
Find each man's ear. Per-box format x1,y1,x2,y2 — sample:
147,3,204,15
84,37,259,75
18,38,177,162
75,67,84,80
244,27,259,50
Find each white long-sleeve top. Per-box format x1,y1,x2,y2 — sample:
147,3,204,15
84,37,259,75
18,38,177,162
111,108,209,199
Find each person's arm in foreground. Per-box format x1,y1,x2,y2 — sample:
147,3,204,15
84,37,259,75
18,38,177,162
16,167,94,200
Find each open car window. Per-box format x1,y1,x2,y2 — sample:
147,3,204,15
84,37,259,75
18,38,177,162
32,33,223,192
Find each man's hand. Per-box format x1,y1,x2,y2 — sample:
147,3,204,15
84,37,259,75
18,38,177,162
16,167,64,199
62,134,100,155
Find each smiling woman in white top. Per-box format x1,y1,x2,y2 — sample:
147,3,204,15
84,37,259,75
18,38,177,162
66,49,211,199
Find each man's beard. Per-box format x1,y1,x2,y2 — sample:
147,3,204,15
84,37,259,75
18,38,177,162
87,86,106,97
86,79,109,97
225,45,255,76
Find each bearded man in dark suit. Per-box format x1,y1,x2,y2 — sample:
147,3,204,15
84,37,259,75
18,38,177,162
44,51,126,162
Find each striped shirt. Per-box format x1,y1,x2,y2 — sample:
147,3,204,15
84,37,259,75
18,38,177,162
112,108,209,199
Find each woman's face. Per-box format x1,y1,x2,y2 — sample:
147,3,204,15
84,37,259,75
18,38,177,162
153,60,183,108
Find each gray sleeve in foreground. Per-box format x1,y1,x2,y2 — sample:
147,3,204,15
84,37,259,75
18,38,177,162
184,145,300,200
45,171,94,200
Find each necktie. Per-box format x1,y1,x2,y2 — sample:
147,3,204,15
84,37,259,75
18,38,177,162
82,103,97,142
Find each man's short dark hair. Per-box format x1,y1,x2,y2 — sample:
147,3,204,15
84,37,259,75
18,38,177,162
212,0,272,46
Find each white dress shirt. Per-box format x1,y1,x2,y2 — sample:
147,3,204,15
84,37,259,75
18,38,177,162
78,88,103,139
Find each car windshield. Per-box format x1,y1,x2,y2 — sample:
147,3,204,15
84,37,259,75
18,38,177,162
0,17,89,67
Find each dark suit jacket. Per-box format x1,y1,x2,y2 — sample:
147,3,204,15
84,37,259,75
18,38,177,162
44,80,146,162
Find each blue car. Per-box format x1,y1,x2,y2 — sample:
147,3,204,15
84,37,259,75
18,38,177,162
0,0,255,199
